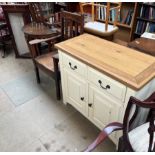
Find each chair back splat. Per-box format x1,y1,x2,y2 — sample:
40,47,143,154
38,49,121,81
61,10,84,40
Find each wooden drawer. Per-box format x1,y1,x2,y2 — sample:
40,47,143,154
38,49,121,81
88,67,126,102
62,53,87,78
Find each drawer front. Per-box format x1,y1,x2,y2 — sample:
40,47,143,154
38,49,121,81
62,53,87,78
88,67,126,102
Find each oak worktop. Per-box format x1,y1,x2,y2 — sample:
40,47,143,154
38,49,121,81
55,33,155,90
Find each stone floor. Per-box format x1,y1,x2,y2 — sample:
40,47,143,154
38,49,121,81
0,49,115,152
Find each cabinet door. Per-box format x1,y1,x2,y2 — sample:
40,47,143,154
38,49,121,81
64,69,87,116
88,85,121,130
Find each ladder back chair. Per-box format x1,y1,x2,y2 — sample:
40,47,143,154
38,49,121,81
29,2,61,28
28,10,84,100
79,2,121,39
84,92,155,152
61,10,84,40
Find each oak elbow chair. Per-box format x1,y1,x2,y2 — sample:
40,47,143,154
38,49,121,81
28,10,84,100
84,92,155,152
79,2,121,39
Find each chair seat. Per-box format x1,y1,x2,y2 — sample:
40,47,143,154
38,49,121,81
129,121,155,152
84,21,118,37
35,52,57,72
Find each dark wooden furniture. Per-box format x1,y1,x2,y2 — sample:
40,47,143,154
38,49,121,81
29,3,61,28
85,92,155,152
23,22,61,100
61,10,84,40
128,37,155,56
54,2,79,12
24,10,84,100
0,6,12,58
0,22,12,58
132,2,155,40
1,4,31,58
23,22,59,39
29,38,61,100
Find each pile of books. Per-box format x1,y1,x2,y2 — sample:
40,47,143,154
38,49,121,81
135,21,155,34
140,6,155,19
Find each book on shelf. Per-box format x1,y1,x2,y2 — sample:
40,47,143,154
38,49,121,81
97,3,118,22
121,9,133,25
140,5,155,20
135,21,155,34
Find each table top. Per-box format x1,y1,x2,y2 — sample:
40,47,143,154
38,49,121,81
22,22,59,39
55,33,155,90
128,37,155,56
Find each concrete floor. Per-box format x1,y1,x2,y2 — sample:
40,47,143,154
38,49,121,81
0,49,115,152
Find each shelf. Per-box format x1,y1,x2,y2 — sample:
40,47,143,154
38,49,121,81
137,17,155,23
139,2,155,7
117,23,131,29
97,19,131,29
134,32,142,36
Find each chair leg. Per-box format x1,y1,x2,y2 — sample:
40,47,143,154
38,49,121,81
117,137,125,152
35,67,40,84
1,43,6,58
55,73,61,100
53,56,61,100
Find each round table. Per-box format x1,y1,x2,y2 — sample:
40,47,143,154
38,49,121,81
22,22,60,39
22,22,60,58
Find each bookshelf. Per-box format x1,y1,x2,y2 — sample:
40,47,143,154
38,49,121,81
113,2,138,42
132,2,155,40
78,2,138,42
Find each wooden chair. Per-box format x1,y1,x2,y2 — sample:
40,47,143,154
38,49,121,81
29,2,61,28
61,10,84,40
28,10,84,100
84,92,155,152
79,2,121,39
0,7,12,58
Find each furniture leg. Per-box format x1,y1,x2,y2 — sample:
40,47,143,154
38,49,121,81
1,42,6,58
53,56,61,100
117,137,125,152
55,73,61,100
35,66,41,84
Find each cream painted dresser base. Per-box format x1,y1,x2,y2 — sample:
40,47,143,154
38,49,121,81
59,50,155,146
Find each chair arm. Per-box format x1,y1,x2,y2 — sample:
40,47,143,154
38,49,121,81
84,122,123,152
130,95,155,109
144,92,155,102
29,35,61,45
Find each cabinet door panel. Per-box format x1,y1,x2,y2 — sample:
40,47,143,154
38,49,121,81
89,85,121,129
64,69,87,115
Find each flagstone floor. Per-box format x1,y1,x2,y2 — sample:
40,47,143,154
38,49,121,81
0,49,115,152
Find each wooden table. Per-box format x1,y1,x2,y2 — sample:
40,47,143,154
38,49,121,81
22,22,60,58
128,37,155,56
23,22,59,39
